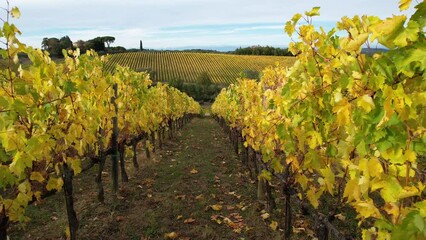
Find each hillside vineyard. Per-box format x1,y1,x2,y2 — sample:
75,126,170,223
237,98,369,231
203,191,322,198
105,52,295,84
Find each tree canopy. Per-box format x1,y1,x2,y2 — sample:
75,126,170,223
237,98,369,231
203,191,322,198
233,45,293,56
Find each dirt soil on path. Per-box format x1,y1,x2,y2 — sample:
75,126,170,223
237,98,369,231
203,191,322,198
10,117,293,240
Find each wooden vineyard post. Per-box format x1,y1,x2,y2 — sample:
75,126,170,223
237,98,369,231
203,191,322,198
265,181,276,212
111,83,119,193
233,129,239,155
283,164,293,239
151,132,156,153
95,128,107,202
168,120,173,139
132,140,139,169
0,206,8,240
95,154,107,202
119,144,129,182
145,139,151,159
283,184,292,239
62,163,79,240
241,137,249,167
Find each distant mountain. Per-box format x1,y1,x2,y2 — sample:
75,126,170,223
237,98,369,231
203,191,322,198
152,45,289,53
162,45,241,52
361,48,388,55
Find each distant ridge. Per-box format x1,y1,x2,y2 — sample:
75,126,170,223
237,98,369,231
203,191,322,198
361,48,388,55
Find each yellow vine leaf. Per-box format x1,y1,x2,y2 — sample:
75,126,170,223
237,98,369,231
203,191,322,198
371,15,406,49
384,202,400,224
210,204,223,211
164,232,178,239
46,177,64,191
354,200,381,220
380,177,402,203
368,157,383,178
357,95,375,113
319,167,335,195
269,220,278,231
416,201,426,217
307,187,319,208
10,7,21,19
333,98,351,127
399,0,412,11
305,7,320,17
343,179,361,202
404,149,416,163
30,172,45,183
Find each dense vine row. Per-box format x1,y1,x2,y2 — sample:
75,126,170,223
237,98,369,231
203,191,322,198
212,2,425,239
0,5,200,239
105,51,295,84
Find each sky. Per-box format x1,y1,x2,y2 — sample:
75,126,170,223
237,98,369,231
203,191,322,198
8,0,417,50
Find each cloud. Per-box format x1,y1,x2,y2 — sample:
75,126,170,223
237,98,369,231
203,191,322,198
9,0,418,49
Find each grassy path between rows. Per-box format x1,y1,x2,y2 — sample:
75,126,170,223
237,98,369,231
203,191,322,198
11,117,287,240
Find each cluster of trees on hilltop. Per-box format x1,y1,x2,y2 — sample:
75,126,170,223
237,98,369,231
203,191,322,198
168,72,222,103
233,45,293,56
42,36,126,57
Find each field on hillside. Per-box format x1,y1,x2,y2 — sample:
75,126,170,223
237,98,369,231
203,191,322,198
105,52,295,84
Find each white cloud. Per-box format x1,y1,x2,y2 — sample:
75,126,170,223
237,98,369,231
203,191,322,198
8,0,418,49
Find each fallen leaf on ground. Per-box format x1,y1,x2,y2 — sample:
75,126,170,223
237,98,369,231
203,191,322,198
116,216,125,222
190,168,198,174
211,215,223,224
184,218,196,224
176,215,183,220
335,213,346,221
175,195,186,200
164,232,178,239
210,204,223,211
261,212,270,220
269,221,278,231
293,227,306,233
195,194,204,200
226,205,235,210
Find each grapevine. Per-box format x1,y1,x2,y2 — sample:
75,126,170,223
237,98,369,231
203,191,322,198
0,4,200,239
212,1,426,238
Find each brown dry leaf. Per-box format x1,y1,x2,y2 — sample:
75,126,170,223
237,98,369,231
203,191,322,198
190,168,198,174
164,232,178,239
261,212,270,220
227,191,242,199
335,213,346,221
195,194,204,200
184,218,196,224
175,195,186,200
116,216,125,222
236,203,245,209
176,215,184,220
293,227,306,233
210,204,223,211
226,205,235,210
269,221,278,231
211,215,223,224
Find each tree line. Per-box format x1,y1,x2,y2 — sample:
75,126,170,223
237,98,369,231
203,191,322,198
41,36,126,57
232,45,293,56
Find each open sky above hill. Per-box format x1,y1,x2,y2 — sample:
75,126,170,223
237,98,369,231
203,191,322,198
11,0,416,50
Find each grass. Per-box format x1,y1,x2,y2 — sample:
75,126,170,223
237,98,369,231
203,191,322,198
105,52,295,84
